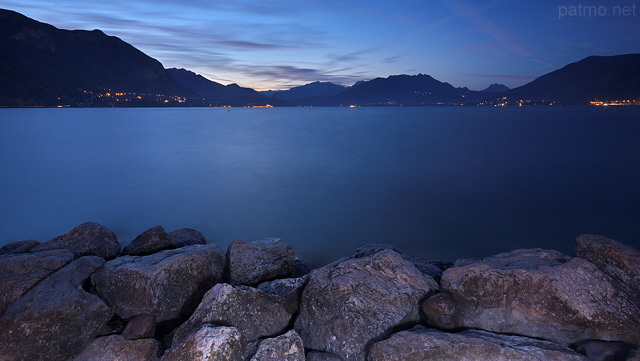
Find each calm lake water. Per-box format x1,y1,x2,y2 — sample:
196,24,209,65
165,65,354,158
1,106,639,264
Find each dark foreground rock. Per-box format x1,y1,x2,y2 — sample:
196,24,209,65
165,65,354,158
295,249,439,361
92,244,225,322
121,225,206,256
226,238,295,286
72,335,161,361
0,239,41,254
32,222,121,259
427,248,640,345
368,326,588,361
0,256,113,361
161,325,246,361
249,330,305,361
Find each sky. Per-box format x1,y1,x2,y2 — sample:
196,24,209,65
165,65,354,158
1,0,638,90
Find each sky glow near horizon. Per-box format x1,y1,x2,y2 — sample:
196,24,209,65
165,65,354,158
1,0,638,90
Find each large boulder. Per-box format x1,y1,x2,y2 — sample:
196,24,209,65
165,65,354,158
31,222,121,259
249,330,305,361
0,239,41,254
121,314,156,340
368,326,588,361
226,238,295,286
121,225,206,256
294,249,439,361
429,248,640,345
161,325,246,361
0,249,74,316
91,244,225,322
257,276,307,314
72,335,160,361
0,256,113,361
172,283,293,345
575,234,640,307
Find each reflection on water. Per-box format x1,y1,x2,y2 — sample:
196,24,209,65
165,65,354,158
1,106,639,265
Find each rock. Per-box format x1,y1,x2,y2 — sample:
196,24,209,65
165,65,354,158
257,276,307,314
627,349,640,361
172,283,292,345
0,249,74,316
306,351,343,361
420,292,457,329
32,222,121,259
575,234,640,307
351,244,445,281
368,325,588,361
122,314,156,340
573,340,636,361
121,225,206,256
249,330,305,361
226,238,295,286
161,325,246,361
294,249,439,361
92,244,225,322
72,335,160,361
435,248,640,345
292,257,314,277
0,239,41,254
0,256,113,361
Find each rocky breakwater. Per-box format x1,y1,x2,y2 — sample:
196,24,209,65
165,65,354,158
0,223,638,361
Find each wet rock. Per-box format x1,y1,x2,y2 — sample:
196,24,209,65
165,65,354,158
122,314,156,340
0,249,74,316
172,283,292,345
32,222,121,259
226,238,295,286
257,276,307,314
92,244,225,322
368,326,588,361
294,249,439,361
249,330,305,361
435,248,640,345
0,239,41,254
72,335,160,361
575,234,640,307
573,340,636,361
0,256,113,361
121,225,206,256
161,325,246,361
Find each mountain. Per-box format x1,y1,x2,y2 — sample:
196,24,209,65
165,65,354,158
506,54,640,103
167,68,275,106
324,74,470,106
0,9,201,106
263,81,347,101
481,83,510,93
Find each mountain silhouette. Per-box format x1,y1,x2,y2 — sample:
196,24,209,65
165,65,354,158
263,81,347,101
481,83,510,93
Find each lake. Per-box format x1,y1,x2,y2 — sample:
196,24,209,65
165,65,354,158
1,106,639,265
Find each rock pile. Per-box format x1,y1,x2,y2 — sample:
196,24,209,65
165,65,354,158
0,223,639,361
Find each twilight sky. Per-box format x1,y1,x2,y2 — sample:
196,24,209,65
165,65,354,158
1,0,638,90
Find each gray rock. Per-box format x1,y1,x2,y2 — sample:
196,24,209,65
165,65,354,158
306,351,343,361
32,222,121,259
368,326,588,361
226,238,295,286
575,234,640,308
573,340,636,361
172,283,292,345
420,292,457,329
257,276,307,314
161,325,246,361
0,239,41,254
92,244,225,322
250,330,305,361
0,256,113,361
0,249,74,316
122,314,156,340
121,225,206,256
294,249,439,361
351,244,445,280
436,248,640,345
72,335,160,361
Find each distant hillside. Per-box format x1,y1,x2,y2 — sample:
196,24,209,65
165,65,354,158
506,54,640,103
264,81,347,100
481,83,510,93
167,68,274,106
0,9,196,106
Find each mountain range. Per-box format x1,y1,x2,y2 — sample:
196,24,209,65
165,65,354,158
1,8,639,107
